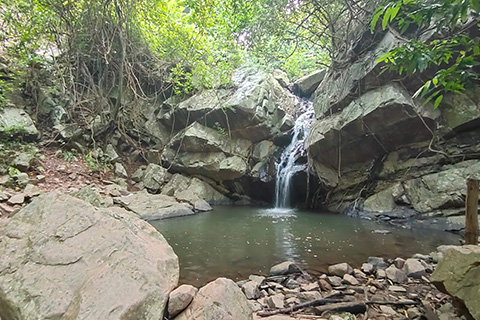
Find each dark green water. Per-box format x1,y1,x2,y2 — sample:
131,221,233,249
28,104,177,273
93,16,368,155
150,207,460,286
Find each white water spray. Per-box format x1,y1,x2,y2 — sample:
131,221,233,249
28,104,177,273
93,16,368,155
274,101,315,208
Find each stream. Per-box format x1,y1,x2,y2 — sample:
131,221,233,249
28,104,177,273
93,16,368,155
150,206,461,287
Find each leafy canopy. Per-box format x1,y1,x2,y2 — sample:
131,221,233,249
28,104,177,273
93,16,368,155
372,0,480,108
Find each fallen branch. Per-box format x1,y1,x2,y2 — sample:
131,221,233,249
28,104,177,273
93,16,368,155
257,299,349,317
257,297,420,317
315,301,367,315
366,299,419,306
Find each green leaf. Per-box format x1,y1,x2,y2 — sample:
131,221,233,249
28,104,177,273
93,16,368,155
471,0,480,12
371,9,383,32
382,7,392,30
389,3,401,22
434,95,444,109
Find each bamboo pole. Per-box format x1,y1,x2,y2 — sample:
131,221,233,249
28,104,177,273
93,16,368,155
465,179,479,245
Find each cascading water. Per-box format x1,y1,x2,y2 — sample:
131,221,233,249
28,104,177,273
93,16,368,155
274,100,315,208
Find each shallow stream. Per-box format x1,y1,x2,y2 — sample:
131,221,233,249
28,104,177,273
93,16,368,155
150,207,460,286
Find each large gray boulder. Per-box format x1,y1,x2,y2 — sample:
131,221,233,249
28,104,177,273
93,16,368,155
293,69,326,97
403,160,480,213
306,84,439,187
162,174,231,205
0,107,38,140
168,122,252,157
116,190,195,220
0,192,179,320
313,31,403,116
143,163,168,193
166,68,296,142
162,122,251,182
431,245,480,320
163,149,247,182
173,278,252,320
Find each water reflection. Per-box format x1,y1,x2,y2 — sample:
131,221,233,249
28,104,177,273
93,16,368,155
150,207,460,286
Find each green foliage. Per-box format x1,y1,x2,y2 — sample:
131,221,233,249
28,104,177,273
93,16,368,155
8,166,21,177
372,0,480,108
83,151,111,173
62,149,78,163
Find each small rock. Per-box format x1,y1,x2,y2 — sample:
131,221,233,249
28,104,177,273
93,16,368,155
393,257,405,269
296,291,322,302
300,282,320,292
13,152,35,171
269,261,302,276
7,194,25,205
368,286,377,294
241,281,260,299
23,184,41,198
361,263,374,274
0,191,10,201
376,269,386,279
367,257,389,270
104,144,119,162
168,284,198,318
388,285,407,293
328,263,353,277
379,305,397,315
0,203,18,215
413,253,430,261
326,276,343,287
386,265,408,284
403,258,427,279
343,274,359,286
372,229,391,234
319,279,332,291
114,163,128,178
407,293,419,300
35,175,45,182
285,297,300,306
193,199,212,212
285,278,300,289
249,275,265,284
15,173,30,187
266,293,285,309
353,269,366,279
407,307,422,319
131,167,145,183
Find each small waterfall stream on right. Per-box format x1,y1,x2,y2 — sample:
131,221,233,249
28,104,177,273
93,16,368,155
274,100,315,208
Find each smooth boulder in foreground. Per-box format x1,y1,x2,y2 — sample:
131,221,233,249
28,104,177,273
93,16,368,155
431,245,480,320
173,277,252,320
0,192,179,320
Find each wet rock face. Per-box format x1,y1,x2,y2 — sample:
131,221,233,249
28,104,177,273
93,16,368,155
0,192,179,320
305,25,480,225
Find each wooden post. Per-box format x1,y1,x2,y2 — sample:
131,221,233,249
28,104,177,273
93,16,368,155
465,179,479,245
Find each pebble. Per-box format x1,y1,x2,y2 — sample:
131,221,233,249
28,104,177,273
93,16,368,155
327,262,353,277
7,194,25,205
388,285,407,293
343,274,359,286
376,269,386,279
266,293,285,309
361,263,374,274
379,305,397,315
326,276,343,287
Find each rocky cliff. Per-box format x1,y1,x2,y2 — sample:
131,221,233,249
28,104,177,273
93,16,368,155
306,29,480,232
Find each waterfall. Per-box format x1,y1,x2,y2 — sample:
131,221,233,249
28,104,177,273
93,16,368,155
274,100,315,208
